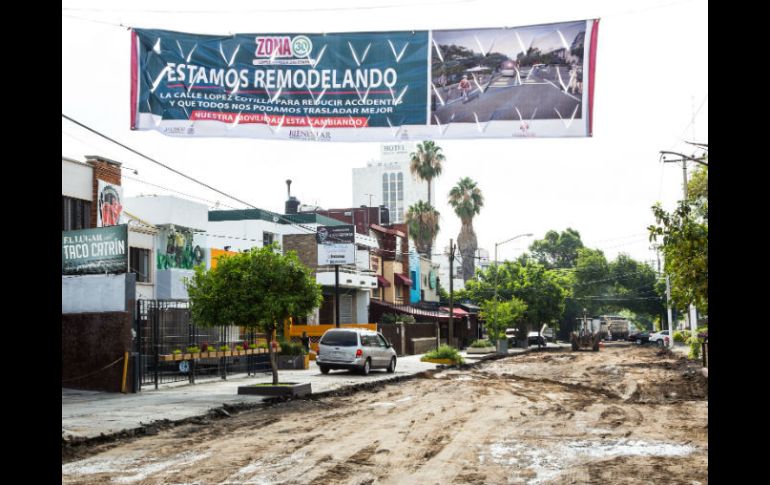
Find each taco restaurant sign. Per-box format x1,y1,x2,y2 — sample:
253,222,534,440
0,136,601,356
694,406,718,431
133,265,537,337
62,225,128,275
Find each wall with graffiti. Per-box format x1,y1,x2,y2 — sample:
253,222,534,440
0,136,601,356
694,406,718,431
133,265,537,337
156,225,207,270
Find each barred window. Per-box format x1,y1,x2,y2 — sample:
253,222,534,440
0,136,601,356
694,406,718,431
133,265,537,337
130,247,152,283
62,196,91,231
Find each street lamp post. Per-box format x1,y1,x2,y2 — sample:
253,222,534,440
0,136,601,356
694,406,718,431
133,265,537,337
492,233,533,353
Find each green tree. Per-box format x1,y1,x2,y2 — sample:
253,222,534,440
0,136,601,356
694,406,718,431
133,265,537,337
409,141,445,205
448,177,484,281
649,202,708,313
406,201,440,257
186,245,323,384
606,254,663,316
649,164,708,313
529,228,585,269
465,257,568,335
572,248,610,314
479,297,527,344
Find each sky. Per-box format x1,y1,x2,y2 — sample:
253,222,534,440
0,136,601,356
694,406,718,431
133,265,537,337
62,0,708,268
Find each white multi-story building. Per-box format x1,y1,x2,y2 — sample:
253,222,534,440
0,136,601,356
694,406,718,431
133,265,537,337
352,142,431,224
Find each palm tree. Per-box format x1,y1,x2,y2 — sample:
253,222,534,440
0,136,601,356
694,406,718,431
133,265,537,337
409,141,445,205
406,201,440,257
448,177,484,281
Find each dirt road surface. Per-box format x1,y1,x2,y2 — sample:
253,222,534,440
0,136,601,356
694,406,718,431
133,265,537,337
62,344,708,484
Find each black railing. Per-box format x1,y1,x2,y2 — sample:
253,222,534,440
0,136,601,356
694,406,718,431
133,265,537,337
135,299,271,390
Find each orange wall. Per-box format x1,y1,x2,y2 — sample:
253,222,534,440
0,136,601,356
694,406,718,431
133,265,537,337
210,248,239,268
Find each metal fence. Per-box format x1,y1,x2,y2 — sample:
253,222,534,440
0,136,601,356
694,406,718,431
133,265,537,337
135,299,272,390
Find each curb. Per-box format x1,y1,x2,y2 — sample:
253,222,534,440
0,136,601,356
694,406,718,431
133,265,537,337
61,347,554,460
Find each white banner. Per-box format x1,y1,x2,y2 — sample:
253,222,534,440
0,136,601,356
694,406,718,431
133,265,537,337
318,243,355,265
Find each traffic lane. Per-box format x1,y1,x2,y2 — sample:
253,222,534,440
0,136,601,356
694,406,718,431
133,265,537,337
432,83,583,124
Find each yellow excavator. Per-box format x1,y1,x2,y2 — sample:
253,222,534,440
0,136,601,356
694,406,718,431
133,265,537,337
571,313,603,351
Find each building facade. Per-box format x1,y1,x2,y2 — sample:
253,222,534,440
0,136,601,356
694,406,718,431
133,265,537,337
352,142,431,224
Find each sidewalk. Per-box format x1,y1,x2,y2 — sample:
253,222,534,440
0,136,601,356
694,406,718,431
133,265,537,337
62,344,571,441
63,354,444,441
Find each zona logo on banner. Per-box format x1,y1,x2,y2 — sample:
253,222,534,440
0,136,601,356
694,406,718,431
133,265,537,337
255,35,313,58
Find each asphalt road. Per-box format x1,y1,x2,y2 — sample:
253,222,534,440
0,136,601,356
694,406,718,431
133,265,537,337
432,68,583,124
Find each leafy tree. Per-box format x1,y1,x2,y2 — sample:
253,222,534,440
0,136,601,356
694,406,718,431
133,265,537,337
186,245,322,384
529,228,585,269
406,201,440,257
409,141,445,205
479,297,527,344
465,258,568,334
649,202,708,313
606,254,663,316
649,165,708,313
448,177,484,281
571,247,610,314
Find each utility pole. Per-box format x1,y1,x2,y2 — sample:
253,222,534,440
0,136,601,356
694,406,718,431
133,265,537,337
448,239,456,347
660,148,709,345
335,265,340,328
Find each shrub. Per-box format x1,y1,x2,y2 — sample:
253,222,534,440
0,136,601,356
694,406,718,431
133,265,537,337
687,337,701,359
172,349,182,355
673,330,690,343
219,345,230,352
201,342,210,352
186,345,201,354
470,339,493,348
248,343,258,349
424,345,465,364
278,340,306,356
235,345,244,351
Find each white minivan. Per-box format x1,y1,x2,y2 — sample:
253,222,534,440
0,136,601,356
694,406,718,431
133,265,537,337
316,328,397,375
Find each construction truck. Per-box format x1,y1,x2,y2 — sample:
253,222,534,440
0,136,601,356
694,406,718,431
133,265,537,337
571,315,602,351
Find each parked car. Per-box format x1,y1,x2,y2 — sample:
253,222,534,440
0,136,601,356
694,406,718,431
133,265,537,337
505,328,520,347
316,328,397,375
648,330,671,347
629,331,651,344
527,331,547,348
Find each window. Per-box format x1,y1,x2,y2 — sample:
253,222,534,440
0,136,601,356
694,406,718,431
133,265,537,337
130,247,152,283
62,196,91,231
263,232,275,247
320,331,358,346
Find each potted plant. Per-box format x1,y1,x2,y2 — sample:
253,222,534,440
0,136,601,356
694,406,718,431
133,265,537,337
186,345,201,359
247,343,258,355
421,345,465,365
219,344,232,357
277,340,307,369
172,349,183,361
467,339,496,354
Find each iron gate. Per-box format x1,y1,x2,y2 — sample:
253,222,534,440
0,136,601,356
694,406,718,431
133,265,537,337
135,299,271,390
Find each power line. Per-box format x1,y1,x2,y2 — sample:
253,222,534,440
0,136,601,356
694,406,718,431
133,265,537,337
122,175,241,210
63,114,259,210
62,113,323,237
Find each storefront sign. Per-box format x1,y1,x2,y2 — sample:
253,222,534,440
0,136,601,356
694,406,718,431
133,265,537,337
62,225,128,275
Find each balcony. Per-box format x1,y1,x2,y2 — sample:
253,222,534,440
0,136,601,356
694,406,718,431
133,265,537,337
316,267,377,290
